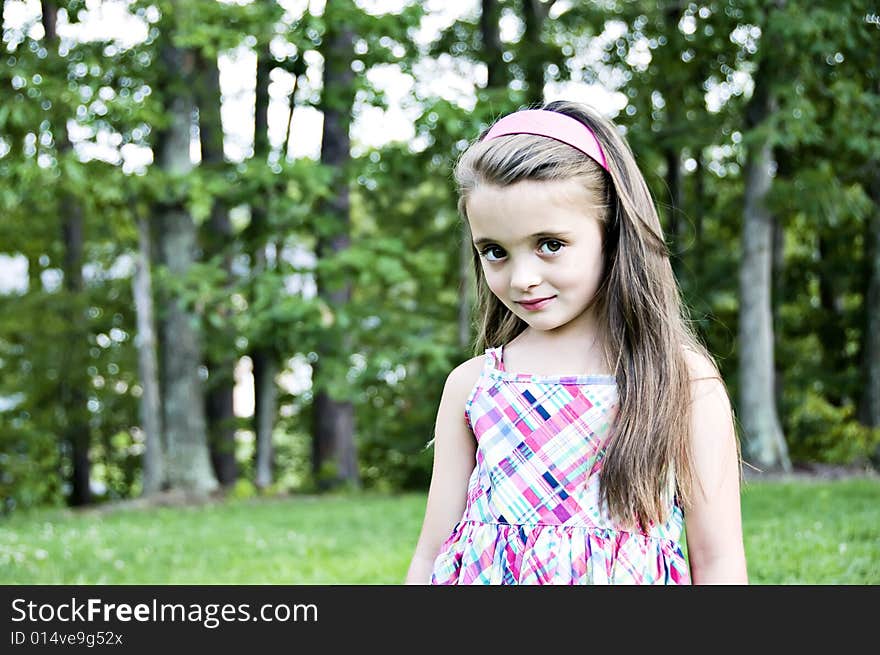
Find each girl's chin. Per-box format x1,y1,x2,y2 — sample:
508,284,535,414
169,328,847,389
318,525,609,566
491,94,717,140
521,313,561,328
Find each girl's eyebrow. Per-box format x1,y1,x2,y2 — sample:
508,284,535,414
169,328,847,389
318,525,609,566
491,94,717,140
473,231,574,248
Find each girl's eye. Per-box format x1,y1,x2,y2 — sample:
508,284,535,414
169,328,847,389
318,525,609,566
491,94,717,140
480,239,565,262
480,246,505,262
540,240,564,255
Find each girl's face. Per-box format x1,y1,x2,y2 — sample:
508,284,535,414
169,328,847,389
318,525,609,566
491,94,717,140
466,177,606,336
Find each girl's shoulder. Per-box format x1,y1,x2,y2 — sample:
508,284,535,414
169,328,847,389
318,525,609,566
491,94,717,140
682,346,722,383
680,347,734,442
444,353,486,396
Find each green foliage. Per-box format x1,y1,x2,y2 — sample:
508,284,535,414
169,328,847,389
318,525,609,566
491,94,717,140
0,421,63,514
786,391,880,464
264,434,311,494
355,338,458,491
228,478,257,501
0,0,877,513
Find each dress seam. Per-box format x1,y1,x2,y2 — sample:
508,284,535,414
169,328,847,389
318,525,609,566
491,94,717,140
489,345,617,385
455,518,682,544
487,373,617,386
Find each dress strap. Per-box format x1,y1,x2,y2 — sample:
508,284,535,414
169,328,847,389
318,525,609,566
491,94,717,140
484,346,504,373
465,348,500,432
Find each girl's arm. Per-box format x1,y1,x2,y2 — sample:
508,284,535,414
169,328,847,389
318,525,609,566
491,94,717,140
404,357,482,584
683,352,749,585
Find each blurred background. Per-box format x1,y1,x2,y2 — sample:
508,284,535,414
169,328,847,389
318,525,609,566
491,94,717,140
0,0,878,523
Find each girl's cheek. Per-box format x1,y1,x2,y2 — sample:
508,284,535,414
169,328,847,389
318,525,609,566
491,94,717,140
484,271,504,295
484,271,504,297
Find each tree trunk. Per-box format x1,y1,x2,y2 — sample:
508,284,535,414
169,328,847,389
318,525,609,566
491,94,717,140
152,10,218,494
771,145,791,418
250,44,279,490
41,0,91,506
254,44,272,160
58,200,91,505
155,204,218,493
480,0,506,90
194,50,238,487
206,379,237,486
253,348,278,489
134,213,164,495
771,203,785,417
860,174,880,463
283,55,307,157
312,4,359,488
665,148,682,279
25,255,40,293
738,66,791,472
817,235,846,405
693,154,705,284
520,0,546,107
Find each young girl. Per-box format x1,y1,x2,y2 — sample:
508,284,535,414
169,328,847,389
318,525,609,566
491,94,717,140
405,101,748,585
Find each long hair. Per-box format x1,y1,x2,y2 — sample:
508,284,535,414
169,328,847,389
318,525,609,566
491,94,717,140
455,100,729,529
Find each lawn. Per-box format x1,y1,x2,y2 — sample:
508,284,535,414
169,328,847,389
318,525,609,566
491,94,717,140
0,478,877,584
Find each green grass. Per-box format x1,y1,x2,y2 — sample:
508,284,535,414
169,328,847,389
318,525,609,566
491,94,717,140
739,477,879,584
0,478,877,584
0,494,425,584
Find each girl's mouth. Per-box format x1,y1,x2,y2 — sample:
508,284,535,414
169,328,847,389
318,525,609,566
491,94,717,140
516,296,556,311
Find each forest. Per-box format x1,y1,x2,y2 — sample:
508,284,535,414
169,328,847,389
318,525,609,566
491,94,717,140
1,0,878,515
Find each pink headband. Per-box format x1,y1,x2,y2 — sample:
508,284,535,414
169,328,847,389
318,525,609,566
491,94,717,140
483,109,609,173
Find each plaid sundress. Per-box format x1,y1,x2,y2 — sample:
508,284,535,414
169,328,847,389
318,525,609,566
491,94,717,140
430,345,690,585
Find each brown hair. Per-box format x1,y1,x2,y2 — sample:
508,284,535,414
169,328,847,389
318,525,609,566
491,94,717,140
455,100,733,529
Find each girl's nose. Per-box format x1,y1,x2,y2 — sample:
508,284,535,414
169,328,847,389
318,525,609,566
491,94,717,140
509,258,542,292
